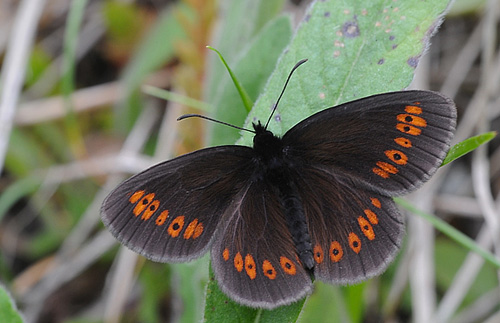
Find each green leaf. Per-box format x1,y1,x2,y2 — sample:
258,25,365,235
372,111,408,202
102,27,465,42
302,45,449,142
442,131,497,166
238,0,452,146
301,283,347,322
204,266,304,323
0,285,23,323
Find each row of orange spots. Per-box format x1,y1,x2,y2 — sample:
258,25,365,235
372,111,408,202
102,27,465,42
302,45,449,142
127,190,204,240
222,198,384,278
312,197,382,265
223,249,298,280
372,102,427,179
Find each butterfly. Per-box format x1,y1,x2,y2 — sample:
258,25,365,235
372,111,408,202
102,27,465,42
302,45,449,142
101,60,456,309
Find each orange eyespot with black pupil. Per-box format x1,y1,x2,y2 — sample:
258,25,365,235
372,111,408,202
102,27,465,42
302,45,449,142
329,241,343,262
132,193,155,217
348,232,362,254
155,210,169,226
262,260,277,280
385,150,407,165
280,257,297,275
234,253,243,272
358,216,375,240
313,244,324,263
397,114,427,127
394,137,412,148
141,200,160,220
167,216,184,238
245,254,257,279
397,123,422,136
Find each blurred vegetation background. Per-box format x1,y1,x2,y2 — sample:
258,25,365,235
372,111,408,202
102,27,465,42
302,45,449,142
0,0,499,322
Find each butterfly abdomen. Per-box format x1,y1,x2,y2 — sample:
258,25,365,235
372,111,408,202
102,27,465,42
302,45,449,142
279,180,315,270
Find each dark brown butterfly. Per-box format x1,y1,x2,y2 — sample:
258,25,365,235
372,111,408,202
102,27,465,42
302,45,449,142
101,60,456,309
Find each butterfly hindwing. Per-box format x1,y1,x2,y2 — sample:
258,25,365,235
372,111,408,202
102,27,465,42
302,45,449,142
211,180,313,309
290,166,404,284
282,90,456,195
101,146,255,262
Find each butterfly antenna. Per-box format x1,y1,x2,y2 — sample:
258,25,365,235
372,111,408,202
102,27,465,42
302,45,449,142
177,114,256,134
264,59,308,129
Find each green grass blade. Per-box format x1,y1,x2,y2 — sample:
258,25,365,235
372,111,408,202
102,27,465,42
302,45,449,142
442,131,497,166
208,16,292,146
142,85,212,111
395,197,500,269
207,46,254,112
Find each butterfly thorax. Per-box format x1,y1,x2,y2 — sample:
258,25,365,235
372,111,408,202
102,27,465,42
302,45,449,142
252,122,284,162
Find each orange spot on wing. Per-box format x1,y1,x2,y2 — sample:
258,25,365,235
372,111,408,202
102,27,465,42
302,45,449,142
167,215,184,238
223,248,230,261
372,167,390,178
376,161,398,174
193,222,204,239
396,123,421,136
348,232,362,254
141,200,159,220
262,260,277,279
405,105,422,114
364,209,379,225
234,252,243,272
183,219,199,239
397,114,427,127
133,193,155,216
385,150,407,165
358,217,375,240
329,241,343,262
129,190,144,203
313,244,324,264
370,197,381,209
280,257,297,275
245,254,257,279
155,210,169,226
394,137,412,148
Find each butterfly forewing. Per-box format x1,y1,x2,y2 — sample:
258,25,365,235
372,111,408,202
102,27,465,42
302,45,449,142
211,180,312,309
283,90,456,195
101,146,255,262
